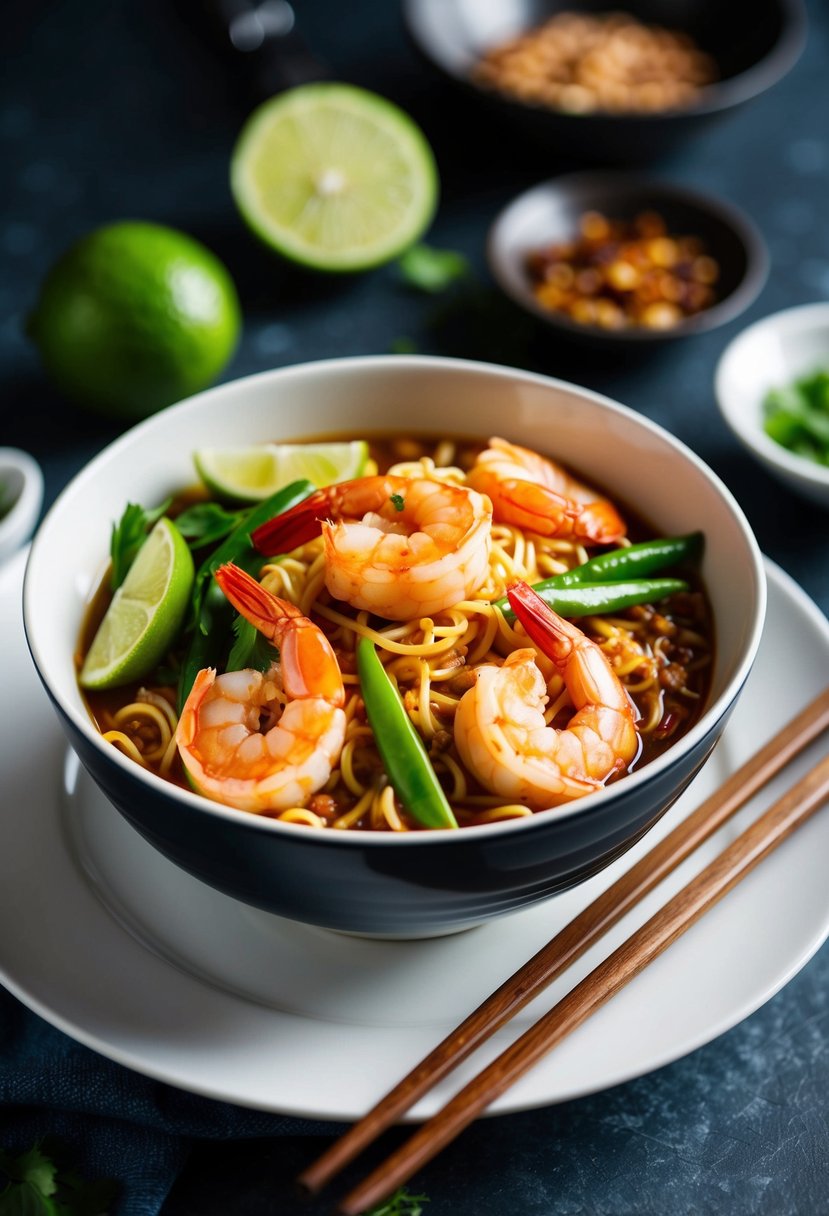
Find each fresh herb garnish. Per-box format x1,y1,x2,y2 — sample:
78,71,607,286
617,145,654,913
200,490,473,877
109,500,171,590
0,1139,118,1215
389,336,419,354
174,501,245,548
398,243,470,294
390,493,405,512
361,1188,429,1216
177,483,315,710
226,612,277,674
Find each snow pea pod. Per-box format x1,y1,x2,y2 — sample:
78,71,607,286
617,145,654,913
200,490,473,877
495,578,688,622
356,635,458,830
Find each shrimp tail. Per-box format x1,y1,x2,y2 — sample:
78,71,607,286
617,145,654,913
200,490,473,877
508,579,640,726
506,580,581,662
251,488,332,555
214,563,302,636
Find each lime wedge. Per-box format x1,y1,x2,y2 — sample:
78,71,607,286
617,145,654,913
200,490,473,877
230,83,438,272
80,518,194,689
193,441,369,501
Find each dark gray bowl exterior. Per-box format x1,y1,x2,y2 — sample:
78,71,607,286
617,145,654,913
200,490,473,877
47,684,737,937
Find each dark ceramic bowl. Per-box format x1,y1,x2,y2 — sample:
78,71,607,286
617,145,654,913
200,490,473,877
487,171,768,346
23,356,766,937
402,0,806,162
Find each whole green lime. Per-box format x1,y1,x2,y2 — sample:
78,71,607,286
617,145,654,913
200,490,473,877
28,221,242,420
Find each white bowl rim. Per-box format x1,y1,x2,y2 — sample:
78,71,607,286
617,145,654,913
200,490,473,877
715,300,829,490
0,447,44,561
24,353,767,847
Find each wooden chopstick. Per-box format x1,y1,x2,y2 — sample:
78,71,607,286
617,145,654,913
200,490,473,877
297,687,829,1203
338,746,829,1214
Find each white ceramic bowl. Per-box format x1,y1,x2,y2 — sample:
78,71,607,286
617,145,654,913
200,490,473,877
715,302,829,509
23,356,766,937
0,448,44,566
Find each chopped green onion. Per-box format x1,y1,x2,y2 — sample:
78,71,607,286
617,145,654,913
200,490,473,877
763,369,829,466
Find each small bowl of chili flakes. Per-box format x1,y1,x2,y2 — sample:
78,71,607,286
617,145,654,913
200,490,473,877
487,171,768,345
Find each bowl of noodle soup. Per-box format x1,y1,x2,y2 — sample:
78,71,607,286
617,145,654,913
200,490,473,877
23,356,765,937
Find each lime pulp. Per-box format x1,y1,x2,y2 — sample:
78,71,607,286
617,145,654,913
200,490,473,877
80,517,194,689
230,83,439,272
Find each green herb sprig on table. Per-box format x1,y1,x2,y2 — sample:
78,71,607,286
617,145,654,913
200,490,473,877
0,1140,118,1216
361,1187,429,1216
397,243,470,294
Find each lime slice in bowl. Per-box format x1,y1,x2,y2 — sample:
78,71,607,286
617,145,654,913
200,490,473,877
230,83,438,272
194,441,369,501
80,518,194,690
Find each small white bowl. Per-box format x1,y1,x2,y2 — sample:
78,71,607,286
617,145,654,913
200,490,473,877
0,448,44,565
715,302,829,509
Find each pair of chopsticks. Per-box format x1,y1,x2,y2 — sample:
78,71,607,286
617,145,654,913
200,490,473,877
299,688,829,1215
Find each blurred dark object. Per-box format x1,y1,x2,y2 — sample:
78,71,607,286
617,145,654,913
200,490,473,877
487,171,768,347
402,0,807,162
179,0,327,103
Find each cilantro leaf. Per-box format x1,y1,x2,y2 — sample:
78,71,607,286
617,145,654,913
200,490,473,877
360,1188,429,1216
0,1183,57,1215
0,1141,117,1216
398,243,469,294
174,502,245,549
226,612,278,674
389,493,405,512
109,500,171,590
0,1147,57,1197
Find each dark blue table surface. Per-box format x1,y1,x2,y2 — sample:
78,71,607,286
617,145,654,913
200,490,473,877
3,1,828,1212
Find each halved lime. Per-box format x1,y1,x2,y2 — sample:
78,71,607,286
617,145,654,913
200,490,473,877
230,83,439,272
80,518,194,689
193,440,369,501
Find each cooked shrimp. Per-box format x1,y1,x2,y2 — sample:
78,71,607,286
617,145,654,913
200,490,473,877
252,475,493,621
454,581,638,807
467,436,625,545
176,563,346,813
